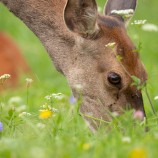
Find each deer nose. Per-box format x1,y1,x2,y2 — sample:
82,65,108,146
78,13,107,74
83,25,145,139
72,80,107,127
125,87,146,120
130,91,146,120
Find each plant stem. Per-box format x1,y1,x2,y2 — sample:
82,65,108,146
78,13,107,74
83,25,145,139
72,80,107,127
27,86,29,106
81,113,110,124
144,86,156,115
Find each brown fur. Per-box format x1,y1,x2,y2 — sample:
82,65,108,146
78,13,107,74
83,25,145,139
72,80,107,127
0,32,30,90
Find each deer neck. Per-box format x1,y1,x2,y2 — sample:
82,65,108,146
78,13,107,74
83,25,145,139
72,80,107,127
1,0,75,74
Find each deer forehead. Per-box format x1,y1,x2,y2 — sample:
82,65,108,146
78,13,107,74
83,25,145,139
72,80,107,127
98,17,147,80
71,15,147,85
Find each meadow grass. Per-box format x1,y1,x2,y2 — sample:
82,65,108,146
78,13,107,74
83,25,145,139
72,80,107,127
0,0,158,157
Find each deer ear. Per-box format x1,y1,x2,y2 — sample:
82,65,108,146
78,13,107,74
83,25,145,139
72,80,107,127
104,0,137,26
64,0,99,38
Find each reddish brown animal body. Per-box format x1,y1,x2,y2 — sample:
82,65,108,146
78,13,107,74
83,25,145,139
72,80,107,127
0,32,30,89
0,0,147,130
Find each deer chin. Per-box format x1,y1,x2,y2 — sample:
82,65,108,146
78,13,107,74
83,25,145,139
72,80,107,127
79,94,125,130
79,91,146,130
80,95,112,130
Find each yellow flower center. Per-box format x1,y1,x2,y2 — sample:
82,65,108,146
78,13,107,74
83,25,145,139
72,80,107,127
39,110,53,119
129,148,147,158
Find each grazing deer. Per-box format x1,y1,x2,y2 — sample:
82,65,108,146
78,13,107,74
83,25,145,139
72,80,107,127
0,32,30,90
0,0,147,130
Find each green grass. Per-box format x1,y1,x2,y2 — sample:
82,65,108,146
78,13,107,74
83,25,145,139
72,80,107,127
1,0,158,157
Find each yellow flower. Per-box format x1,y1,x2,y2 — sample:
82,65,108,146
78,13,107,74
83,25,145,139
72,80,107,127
39,109,53,119
82,143,91,150
129,148,147,158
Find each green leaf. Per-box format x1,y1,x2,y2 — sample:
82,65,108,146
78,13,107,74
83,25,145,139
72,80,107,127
138,42,142,52
131,75,141,87
133,42,142,53
116,55,123,61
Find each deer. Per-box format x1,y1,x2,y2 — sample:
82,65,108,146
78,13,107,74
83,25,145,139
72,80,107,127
0,32,30,90
0,0,147,131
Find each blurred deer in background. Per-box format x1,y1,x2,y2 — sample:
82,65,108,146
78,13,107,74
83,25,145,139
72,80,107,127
0,0,147,130
0,32,30,90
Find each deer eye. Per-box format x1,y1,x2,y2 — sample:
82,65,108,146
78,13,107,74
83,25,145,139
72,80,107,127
108,72,121,85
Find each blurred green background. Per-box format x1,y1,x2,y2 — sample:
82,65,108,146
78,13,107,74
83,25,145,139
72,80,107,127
0,1,158,158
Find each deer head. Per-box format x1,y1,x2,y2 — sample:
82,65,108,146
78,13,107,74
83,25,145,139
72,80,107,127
0,0,147,131
64,0,147,130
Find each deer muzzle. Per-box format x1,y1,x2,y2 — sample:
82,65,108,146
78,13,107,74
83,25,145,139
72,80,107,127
126,89,146,120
